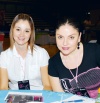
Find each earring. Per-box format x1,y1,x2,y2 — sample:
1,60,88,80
77,42,80,49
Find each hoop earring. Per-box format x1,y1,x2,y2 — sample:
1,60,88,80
77,42,80,49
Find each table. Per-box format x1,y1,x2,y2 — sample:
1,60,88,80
0,90,95,103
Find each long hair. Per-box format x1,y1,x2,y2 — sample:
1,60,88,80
10,13,35,53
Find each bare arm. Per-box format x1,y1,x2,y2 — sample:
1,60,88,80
0,68,8,90
40,65,52,90
49,75,64,92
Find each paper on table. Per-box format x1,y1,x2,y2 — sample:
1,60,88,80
52,95,95,103
63,95,95,103
4,92,42,100
4,92,43,103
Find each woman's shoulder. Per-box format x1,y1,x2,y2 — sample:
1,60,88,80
49,51,60,61
33,44,49,56
34,44,40,48
0,48,12,55
83,43,100,54
0,48,13,59
33,45,50,62
34,44,46,51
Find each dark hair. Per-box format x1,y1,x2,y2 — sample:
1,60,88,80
56,17,83,33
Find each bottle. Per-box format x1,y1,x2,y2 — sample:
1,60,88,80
95,88,100,103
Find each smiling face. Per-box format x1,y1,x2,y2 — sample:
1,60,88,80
13,20,31,47
56,23,81,56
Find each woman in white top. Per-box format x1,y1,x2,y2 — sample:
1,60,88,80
0,13,52,90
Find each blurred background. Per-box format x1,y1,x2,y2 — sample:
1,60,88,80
0,0,100,57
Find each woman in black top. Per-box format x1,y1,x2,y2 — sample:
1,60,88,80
48,18,100,98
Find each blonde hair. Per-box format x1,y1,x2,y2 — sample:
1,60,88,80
10,13,35,53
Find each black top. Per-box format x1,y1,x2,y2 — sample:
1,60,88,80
48,43,100,98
